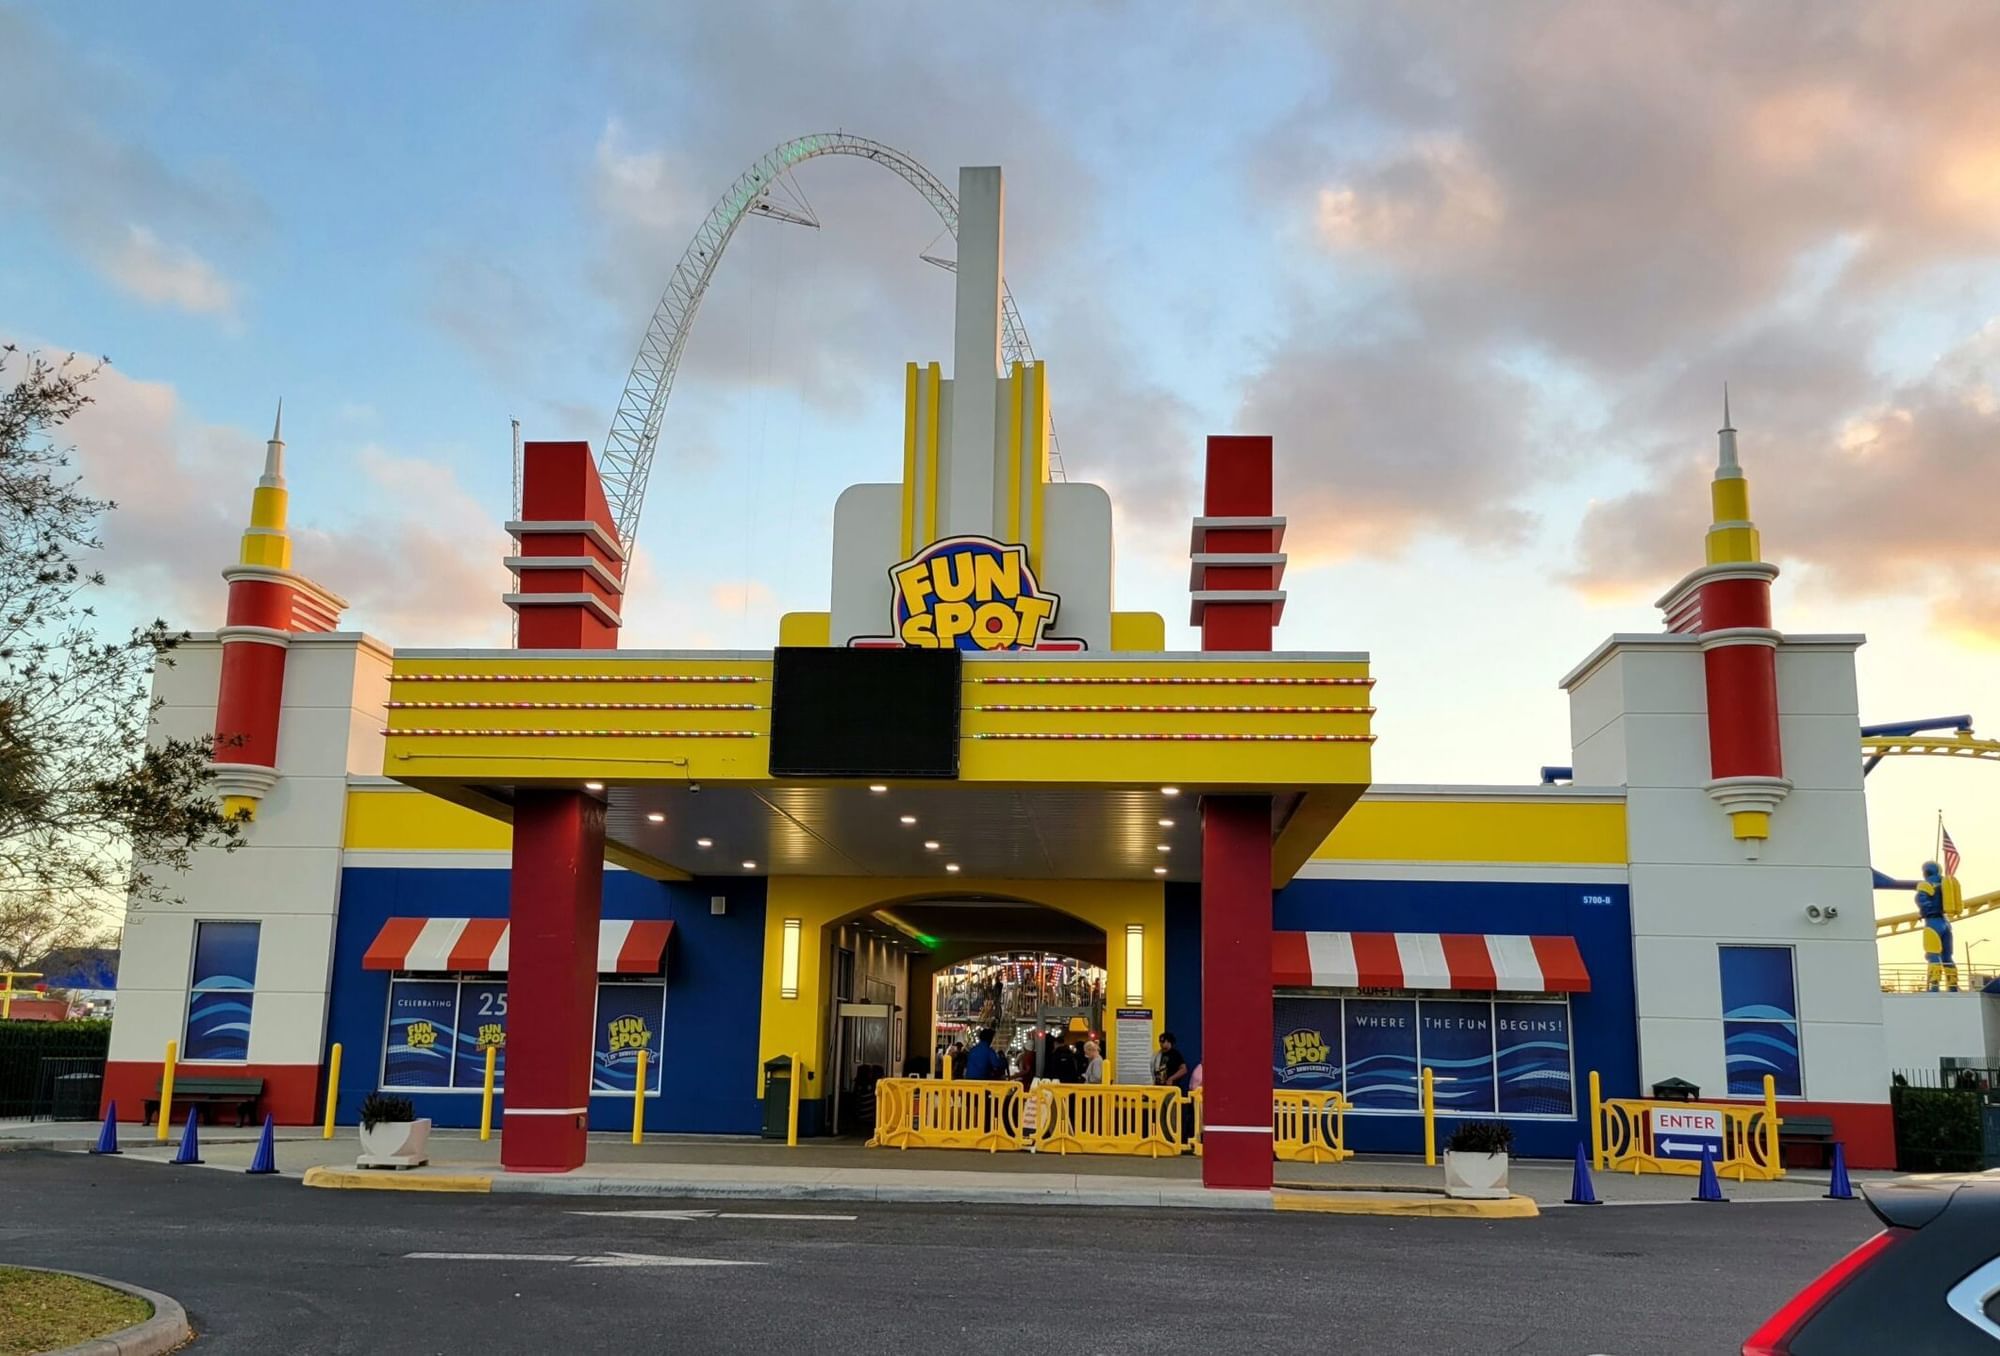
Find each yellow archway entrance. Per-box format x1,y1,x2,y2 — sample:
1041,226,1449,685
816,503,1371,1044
756,877,1165,1120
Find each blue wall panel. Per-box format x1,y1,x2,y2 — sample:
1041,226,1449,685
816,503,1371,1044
327,868,767,1135
1158,874,1637,1160
1163,884,1203,1070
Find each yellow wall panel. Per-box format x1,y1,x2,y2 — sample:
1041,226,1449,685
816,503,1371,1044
1314,799,1627,865
1109,612,1167,651
343,788,511,851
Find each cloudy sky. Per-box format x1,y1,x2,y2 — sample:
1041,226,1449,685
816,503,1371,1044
3,1,1996,959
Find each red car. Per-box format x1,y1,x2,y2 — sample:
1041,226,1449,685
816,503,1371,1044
1744,1175,2000,1354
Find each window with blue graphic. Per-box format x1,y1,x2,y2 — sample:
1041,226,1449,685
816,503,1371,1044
1343,998,1419,1108
1273,997,1342,1091
1420,1001,1496,1114
1720,945,1802,1096
593,983,666,1094
455,982,508,1089
384,980,458,1088
1495,1001,1574,1114
185,921,259,1061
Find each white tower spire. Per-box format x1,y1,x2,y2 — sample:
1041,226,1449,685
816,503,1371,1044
261,398,287,488
1715,383,1741,480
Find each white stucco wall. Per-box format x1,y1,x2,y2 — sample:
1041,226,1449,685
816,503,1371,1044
1564,633,1887,1104
110,632,392,1069
1880,992,1996,1075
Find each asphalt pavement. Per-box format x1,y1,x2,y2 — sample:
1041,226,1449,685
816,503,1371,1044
1,1148,1877,1355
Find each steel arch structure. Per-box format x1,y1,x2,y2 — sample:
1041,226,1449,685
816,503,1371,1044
599,132,1054,544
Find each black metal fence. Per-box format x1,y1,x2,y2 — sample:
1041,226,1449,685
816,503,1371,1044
1889,1080,1985,1172
0,1023,112,1120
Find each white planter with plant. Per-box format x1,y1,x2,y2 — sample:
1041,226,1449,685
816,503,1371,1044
1442,1121,1513,1199
356,1093,431,1169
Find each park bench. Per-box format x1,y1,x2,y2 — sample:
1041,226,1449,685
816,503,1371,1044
1777,1113,1837,1167
145,1076,265,1127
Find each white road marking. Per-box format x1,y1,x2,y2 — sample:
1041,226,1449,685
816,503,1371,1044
567,1209,857,1222
405,1250,763,1268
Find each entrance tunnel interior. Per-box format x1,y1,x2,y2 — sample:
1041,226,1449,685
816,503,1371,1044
818,894,1114,1135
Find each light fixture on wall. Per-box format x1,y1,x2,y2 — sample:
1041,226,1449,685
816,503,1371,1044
1124,924,1145,1006
780,918,802,999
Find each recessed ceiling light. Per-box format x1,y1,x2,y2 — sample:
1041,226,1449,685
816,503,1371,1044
741,860,757,870
1153,866,1169,875
696,837,713,848
899,815,917,825
945,863,961,873
584,781,605,791
1160,786,1180,797
923,840,940,850
646,812,665,823
1158,818,1175,828
869,784,888,793
1156,844,1172,853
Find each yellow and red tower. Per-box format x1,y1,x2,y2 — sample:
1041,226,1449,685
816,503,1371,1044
1658,394,1789,854
208,404,347,817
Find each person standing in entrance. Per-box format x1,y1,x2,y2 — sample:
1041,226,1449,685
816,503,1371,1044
965,1027,1007,1081
1154,1032,1189,1089
1080,1039,1104,1084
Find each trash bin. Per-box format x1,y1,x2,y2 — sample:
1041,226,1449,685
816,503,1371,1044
762,1055,794,1140
1651,1077,1700,1102
52,1072,103,1122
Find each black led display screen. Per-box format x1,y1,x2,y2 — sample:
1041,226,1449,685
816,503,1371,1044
768,646,961,778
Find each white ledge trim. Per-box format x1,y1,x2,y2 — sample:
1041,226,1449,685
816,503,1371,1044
505,519,627,562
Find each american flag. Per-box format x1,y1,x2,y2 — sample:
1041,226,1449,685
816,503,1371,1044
1943,825,1961,879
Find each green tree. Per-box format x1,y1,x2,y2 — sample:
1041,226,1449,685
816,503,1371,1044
0,345,239,970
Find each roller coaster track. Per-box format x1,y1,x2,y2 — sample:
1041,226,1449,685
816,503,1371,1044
598,132,1058,545
1866,729,2000,937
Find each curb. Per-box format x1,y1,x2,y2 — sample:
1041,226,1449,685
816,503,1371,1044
302,1166,492,1192
1273,1189,1539,1218
5,1264,191,1356
300,1165,1277,1210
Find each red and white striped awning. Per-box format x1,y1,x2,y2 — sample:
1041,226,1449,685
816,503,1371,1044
361,918,672,975
1273,931,1590,993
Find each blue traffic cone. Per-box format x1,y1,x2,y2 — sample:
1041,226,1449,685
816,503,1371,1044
1693,1146,1728,1202
90,1103,120,1155
171,1108,203,1165
246,1113,278,1175
1824,1142,1855,1200
1564,1141,1600,1205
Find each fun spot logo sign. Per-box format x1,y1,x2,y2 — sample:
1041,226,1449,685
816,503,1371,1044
854,535,1084,651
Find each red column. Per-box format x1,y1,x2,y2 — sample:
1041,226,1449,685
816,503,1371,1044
1201,795,1275,1189
1192,433,1281,1190
501,789,606,1173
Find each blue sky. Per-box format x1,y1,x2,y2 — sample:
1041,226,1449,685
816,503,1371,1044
4,1,1998,959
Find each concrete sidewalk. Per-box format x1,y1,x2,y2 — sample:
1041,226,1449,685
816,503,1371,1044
11,1120,1887,1216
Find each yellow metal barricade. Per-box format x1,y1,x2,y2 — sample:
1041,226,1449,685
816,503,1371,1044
1593,1071,1784,1181
1272,1089,1352,1163
868,1078,1026,1152
1035,1084,1187,1158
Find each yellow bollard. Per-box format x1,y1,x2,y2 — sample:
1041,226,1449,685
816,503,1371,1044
787,1052,802,1147
1588,1070,1604,1169
480,1043,497,1142
1421,1066,1436,1166
322,1042,342,1140
632,1048,648,1145
157,1040,179,1142
1763,1072,1781,1176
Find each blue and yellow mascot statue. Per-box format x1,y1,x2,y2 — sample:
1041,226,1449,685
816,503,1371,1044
1917,860,1965,992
